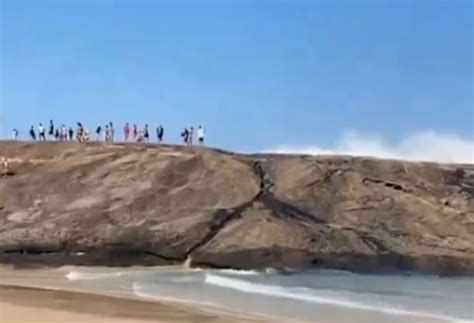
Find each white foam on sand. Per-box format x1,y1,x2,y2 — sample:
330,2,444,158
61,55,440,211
132,282,272,322
204,273,472,323
132,282,218,307
216,269,260,276
65,271,123,281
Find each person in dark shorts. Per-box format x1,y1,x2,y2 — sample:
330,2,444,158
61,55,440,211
68,127,74,141
144,124,150,142
197,126,204,145
133,124,138,140
29,126,36,140
49,120,54,139
157,125,164,143
38,123,46,141
181,128,189,144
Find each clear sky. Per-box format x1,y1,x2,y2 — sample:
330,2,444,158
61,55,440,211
0,0,472,158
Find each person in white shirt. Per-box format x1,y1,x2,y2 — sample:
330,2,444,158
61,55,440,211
83,128,90,142
104,125,110,143
109,122,115,143
61,125,67,141
38,123,46,141
197,126,205,145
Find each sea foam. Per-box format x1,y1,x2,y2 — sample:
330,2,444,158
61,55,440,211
204,273,471,323
65,271,123,281
216,269,260,276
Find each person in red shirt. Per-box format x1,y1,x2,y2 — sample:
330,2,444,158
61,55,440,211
124,123,130,142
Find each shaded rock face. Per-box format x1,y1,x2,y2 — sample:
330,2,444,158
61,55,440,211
0,141,473,276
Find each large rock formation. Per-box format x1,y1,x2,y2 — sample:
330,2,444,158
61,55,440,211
0,141,473,276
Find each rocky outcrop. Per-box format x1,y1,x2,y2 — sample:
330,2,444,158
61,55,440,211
0,141,473,276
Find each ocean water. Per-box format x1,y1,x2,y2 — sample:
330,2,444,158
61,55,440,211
61,266,474,323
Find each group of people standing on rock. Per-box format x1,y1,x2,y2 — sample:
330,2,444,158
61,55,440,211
14,120,206,145
95,122,116,143
121,123,166,143
26,120,75,142
180,126,205,145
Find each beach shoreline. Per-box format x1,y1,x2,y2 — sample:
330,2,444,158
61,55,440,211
0,284,261,323
0,265,264,323
0,264,470,323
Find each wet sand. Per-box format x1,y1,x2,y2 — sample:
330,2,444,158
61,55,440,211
0,266,261,323
0,284,257,323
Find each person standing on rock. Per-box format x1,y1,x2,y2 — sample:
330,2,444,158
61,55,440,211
38,123,46,141
181,128,189,144
83,128,90,142
61,124,67,141
109,122,115,143
48,120,55,140
144,124,150,142
96,125,102,142
189,127,194,145
76,122,84,142
157,124,164,143
29,126,36,140
133,124,138,140
68,127,74,141
105,124,110,143
197,126,204,145
124,123,130,142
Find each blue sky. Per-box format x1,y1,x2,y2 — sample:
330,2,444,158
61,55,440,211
0,0,472,161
